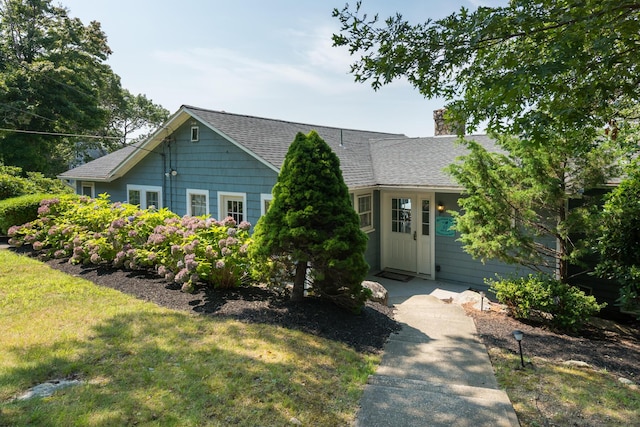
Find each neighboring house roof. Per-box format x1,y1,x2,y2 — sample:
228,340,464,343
58,105,493,190
68,143,109,169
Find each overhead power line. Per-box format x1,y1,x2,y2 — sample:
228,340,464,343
0,127,123,140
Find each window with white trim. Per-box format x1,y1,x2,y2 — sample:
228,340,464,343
355,192,373,231
187,189,209,216
218,192,246,223
80,182,95,198
260,193,273,216
127,184,162,209
191,126,199,142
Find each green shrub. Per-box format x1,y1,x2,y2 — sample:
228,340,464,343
543,280,606,331
0,173,32,200
488,274,605,332
487,275,547,319
0,193,66,235
8,194,252,290
0,165,71,200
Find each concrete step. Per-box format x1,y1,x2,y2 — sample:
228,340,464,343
375,341,499,390
356,375,519,427
367,374,505,399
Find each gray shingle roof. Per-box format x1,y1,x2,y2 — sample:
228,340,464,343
370,134,499,189
58,142,142,181
185,106,404,188
58,105,496,190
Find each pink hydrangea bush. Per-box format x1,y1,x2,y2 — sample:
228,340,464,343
9,194,252,290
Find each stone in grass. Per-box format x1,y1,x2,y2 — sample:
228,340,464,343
361,281,388,306
619,377,636,386
562,360,593,369
16,379,83,401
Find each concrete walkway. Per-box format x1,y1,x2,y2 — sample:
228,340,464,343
355,275,520,427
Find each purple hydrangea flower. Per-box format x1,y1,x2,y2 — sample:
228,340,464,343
54,250,66,259
175,268,189,284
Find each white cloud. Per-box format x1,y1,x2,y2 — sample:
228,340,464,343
150,35,361,102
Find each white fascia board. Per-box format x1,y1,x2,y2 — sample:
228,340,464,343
375,185,464,193
107,108,192,181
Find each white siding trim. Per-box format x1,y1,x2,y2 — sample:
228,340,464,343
260,193,273,216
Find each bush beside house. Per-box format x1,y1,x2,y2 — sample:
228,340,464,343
0,194,67,235
488,274,605,332
8,195,251,292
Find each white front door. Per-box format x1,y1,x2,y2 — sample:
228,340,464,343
388,196,416,272
382,193,434,276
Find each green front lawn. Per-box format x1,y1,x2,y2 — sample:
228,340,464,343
0,250,378,426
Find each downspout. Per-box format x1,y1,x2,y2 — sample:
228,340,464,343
165,139,173,211
161,150,167,210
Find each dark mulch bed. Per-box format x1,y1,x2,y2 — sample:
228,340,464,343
9,247,639,378
464,303,640,380
33,253,400,354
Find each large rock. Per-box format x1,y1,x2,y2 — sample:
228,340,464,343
362,280,389,306
15,379,83,401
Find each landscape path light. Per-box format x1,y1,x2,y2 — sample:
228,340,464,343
512,329,525,368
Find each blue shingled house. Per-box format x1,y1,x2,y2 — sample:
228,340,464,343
59,105,526,288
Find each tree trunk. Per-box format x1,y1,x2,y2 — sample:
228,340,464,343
291,261,306,302
558,196,568,283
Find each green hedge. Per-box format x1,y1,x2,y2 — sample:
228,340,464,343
0,194,71,235
488,274,606,332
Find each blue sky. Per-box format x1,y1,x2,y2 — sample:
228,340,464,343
60,0,504,137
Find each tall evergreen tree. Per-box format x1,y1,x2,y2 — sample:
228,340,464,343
251,131,370,311
595,160,640,315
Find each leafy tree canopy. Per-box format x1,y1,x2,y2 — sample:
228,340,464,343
0,0,168,175
334,0,636,283
447,133,617,281
333,0,640,143
101,89,170,152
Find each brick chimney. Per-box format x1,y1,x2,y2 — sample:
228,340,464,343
433,108,465,136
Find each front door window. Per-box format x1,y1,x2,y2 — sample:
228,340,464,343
391,198,412,234
421,200,430,236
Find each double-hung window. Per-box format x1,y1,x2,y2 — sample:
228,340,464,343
353,192,373,231
127,185,162,209
187,189,209,216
